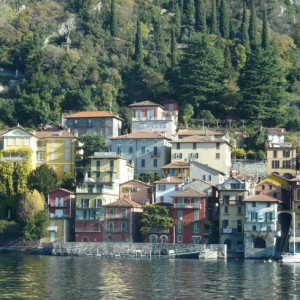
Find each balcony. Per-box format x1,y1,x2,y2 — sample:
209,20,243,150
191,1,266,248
47,226,58,232
75,226,101,232
106,213,128,219
37,147,46,151
174,203,198,209
105,227,128,233
150,150,161,157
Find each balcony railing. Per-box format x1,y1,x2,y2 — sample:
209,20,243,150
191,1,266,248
105,227,128,233
75,227,101,232
106,213,128,219
174,203,198,208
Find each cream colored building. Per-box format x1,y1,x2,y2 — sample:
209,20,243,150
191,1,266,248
170,135,232,176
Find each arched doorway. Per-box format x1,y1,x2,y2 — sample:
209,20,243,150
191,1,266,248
254,237,266,248
82,237,89,242
160,235,168,243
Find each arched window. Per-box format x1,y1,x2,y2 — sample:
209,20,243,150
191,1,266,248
160,235,168,243
150,235,158,244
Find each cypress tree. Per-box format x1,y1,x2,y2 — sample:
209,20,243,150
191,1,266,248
110,0,117,37
134,19,143,64
195,0,206,33
249,0,258,51
183,0,194,26
174,3,182,37
240,0,250,52
219,0,229,39
262,8,270,50
170,29,178,68
210,0,219,35
224,45,233,78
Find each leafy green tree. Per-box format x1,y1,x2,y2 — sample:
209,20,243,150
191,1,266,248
248,0,258,51
118,106,132,134
195,0,206,33
261,8,270,51
182,103,194,128
60,172,76,192
177,34,226,117
182,0,194,26
27,165,58,198
0,220,21,243
210,0,219,35
238,49,288,126
110,0,117,37
134,18,143,64
240,0,250,53
76,133,107,180
140,204,173,236
219,0,229,39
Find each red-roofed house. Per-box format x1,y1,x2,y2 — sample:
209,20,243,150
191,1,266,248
243,192,281,258
103,198,143,242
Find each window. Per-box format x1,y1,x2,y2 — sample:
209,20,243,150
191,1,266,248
64,165,70,172
117,139,122,145
117,147,122,155
131,187,137,193
193,223,200,233
65,150,70,160
175,184,179,191
237,220,242,233
251,212,258,221
121,222,127,232
141,139,146,145
203,175,212,181
88,119,92,127
177,223,184,233
175,153,182,159
265,212,273,222
175,143,180,150
190,153,199,159
223,195,230,204
153,159,157,168
50,150,56,160
273,193,278,199
158,184,166,191
160,196,164,202
96,160,101,170
65,140,70,148
272,160,279,169
74,119,78,127
108,222,114,231
262,185,265,190
216,153,220,159
129,139,133,145
237,206,242,214
141,146,145,154
267,202,271,207
7,138,11,146
140,123,147,129
282,160,291,168
222,220,229,228
177,235,183,243
269,185,272,190
224,206,229,214
216,143,220,150
297,189,300,201
122,187,129,193
16,138,20,146
252,225,257,231
273,150,277,158
81,198,89,208
283,150,290,158
95,199,102,208
193,143,197,150
194,210,199,220
24,138,29,146
141,159,145,168
252,202,256,207
129,146,133,154
177,210,183,220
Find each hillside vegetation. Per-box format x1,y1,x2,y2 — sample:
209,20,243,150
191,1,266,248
1,0,300,130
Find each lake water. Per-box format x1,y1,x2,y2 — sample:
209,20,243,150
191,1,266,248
0,255,299,299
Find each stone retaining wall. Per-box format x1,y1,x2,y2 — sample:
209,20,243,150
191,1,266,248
52,242,227,259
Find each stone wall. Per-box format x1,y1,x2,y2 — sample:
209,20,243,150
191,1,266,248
52,242,227,259
232,160,267,177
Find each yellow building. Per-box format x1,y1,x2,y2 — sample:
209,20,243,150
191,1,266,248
35,130,76,180
0,126,77,181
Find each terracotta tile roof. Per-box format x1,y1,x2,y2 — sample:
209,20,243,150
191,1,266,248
111,132,170,140
161,161,190,169
120,179,153,187
49,188,74,194
104,198,142,207
171,135,229,143
65,111,122,120
129,100,164,108
266,128,286,135
243,193,281,202
153,176,183,184
34,130,76,138
177,129,224,137
171,188,206,197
